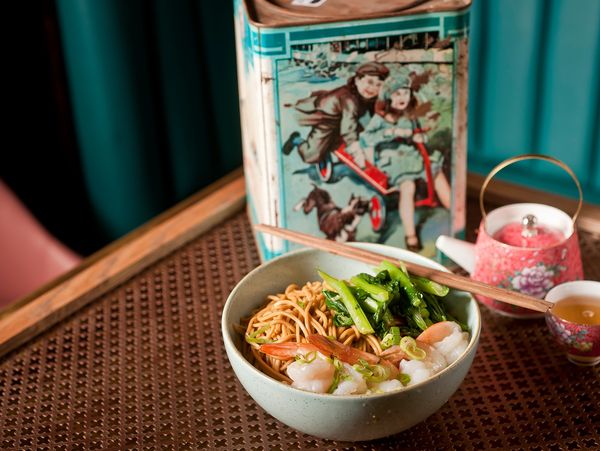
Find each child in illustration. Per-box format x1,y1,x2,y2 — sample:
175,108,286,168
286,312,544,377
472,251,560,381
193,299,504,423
360,75,451,251
282,62,390,165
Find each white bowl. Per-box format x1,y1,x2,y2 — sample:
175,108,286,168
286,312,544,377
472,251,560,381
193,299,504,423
221,243,481,441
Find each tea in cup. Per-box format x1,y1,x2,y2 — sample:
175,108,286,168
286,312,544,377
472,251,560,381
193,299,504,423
545,281,600,366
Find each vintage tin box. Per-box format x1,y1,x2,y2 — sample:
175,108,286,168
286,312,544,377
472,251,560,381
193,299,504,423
234,0,471,261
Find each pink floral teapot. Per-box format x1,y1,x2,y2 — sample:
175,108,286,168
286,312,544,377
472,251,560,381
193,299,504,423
437,155,584,318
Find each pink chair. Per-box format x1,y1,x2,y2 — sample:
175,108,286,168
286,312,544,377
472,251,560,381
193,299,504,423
0,180,82,309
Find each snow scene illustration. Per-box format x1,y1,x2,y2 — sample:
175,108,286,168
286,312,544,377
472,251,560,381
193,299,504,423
277,34,456,257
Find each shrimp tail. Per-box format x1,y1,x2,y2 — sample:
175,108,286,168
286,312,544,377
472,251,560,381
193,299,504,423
307,334,379,365
259,342,318,359
380,345,408,367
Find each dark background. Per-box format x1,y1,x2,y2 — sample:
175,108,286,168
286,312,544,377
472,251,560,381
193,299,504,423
3,0,241,256
3,1,104,255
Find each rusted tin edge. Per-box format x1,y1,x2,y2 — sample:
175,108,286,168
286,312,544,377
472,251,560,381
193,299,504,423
243,0,472,29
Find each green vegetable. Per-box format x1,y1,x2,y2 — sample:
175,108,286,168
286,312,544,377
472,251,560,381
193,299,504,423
350,274,390,303
380,326,401,349
377,260,407,281
424,293,448,323
323,290,354,327
319,270,374,335
354,293,381,314
377,308,396,330
320,263,455,345
378,260,424,308
397,325,422,338
348,287,395,338
399,336,426,360
402,305,427,331
410,275,450,297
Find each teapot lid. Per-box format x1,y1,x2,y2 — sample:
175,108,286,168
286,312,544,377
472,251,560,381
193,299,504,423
491,210,570,248
484,203,573,248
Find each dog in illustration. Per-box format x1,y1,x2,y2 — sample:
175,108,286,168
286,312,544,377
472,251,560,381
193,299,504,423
294,185,369,242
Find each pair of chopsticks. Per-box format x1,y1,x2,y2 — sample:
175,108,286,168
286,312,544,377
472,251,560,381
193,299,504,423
255,224,554,313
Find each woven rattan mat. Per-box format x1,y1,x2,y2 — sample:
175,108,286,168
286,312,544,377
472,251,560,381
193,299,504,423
1,207,599,450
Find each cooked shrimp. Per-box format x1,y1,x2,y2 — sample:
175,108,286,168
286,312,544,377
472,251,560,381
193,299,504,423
260,342,335,393
307,334,379,365
377,357,400,379
399,359,432,386
419,343,447,373
259,342,319,360
370,379,404,393
286,355,335,394
309,334,399,379
430,323,469,365
332,363,368,395
399,344,446,386
379,346,408,367
416,321,459,345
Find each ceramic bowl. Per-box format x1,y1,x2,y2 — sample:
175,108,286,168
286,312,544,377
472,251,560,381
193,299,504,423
221,243,481,441
545,280,600,366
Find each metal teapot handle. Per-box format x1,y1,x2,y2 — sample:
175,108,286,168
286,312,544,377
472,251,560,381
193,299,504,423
479,154,583,224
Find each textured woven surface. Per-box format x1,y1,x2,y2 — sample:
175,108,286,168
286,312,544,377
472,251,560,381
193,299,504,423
1,205,599,450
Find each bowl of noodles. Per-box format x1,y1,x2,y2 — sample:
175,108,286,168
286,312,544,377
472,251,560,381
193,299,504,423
221,243,481,441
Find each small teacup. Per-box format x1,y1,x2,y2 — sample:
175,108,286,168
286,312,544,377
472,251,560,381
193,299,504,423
545,281,600,366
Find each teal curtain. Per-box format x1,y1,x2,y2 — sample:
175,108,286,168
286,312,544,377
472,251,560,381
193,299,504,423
54,0,599,246
55,0,242,240
468,0,600,203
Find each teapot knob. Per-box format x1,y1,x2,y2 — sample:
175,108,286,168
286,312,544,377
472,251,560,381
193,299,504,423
521,214,538,238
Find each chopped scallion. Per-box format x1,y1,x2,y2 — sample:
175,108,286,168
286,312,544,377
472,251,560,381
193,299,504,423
352,359,390,383
380,327,401,350
399,336,426,360
398,373,411,386
245,326,272,345
328,358,348,393
295,350,317,364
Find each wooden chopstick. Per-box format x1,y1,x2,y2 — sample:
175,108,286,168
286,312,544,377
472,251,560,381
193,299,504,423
255,224,554,313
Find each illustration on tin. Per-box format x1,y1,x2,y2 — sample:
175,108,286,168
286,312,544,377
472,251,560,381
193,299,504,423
279,33,455,256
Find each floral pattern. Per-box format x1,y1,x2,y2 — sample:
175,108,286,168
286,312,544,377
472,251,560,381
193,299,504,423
504,263,564,299
546,317,594,353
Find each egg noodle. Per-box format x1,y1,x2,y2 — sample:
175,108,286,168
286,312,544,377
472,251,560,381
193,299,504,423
240,281,384,383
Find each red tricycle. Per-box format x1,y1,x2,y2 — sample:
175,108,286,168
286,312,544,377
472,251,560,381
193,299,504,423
315,129,438,233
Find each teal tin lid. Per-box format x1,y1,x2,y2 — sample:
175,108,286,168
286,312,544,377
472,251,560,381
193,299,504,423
245,0,472,27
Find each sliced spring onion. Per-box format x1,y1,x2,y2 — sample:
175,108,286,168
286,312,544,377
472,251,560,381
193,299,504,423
399,336,426,360
352,359,390,383
397,373,411,386
328,358,349,393
380,326,401,350
245,325,272,344
295,350,317,364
